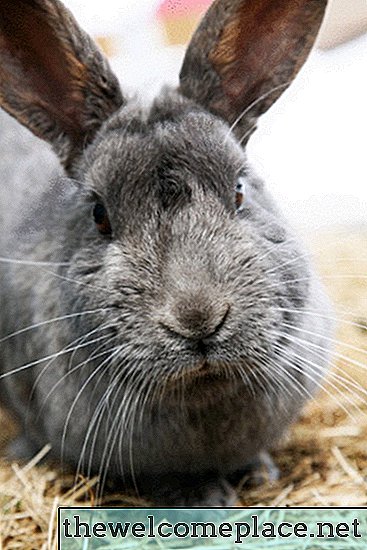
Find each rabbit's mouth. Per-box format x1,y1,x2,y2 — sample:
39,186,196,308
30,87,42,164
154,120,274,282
171,359,232,383
190,360,220,377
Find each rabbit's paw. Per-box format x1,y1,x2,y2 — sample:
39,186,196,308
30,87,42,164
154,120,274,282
153,477,237,507
6,434,39,461
228,452,280,489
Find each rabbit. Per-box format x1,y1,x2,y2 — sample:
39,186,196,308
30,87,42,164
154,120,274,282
0,0,332,506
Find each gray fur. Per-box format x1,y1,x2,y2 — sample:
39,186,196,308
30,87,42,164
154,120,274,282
0,0,331,505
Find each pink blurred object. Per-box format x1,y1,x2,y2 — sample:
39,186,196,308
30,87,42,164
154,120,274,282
157,0,212,44
157,0,212,17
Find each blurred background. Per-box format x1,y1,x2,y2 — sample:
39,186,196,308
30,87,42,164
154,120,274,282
62,0,367,230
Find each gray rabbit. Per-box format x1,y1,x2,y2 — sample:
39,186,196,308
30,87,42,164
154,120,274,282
0,0,332,506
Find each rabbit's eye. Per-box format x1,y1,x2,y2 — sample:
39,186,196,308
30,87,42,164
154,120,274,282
93,203,112,235
235,176,246,210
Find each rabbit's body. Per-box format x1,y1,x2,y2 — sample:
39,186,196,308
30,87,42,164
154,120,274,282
0,112,57,233
0,0,331,505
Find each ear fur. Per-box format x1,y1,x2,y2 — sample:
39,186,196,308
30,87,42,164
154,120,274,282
179,0,328,143
0,0,123,171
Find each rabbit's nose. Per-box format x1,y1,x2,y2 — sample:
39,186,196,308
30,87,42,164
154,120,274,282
158,297,230,341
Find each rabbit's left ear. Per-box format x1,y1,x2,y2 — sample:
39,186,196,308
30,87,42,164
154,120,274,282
0,0,124,172
179,0,327,143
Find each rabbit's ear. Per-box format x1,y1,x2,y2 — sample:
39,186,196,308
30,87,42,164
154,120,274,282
0,0,124,171
179,0,327,143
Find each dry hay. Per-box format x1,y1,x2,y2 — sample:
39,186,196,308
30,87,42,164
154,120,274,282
0,228,366,549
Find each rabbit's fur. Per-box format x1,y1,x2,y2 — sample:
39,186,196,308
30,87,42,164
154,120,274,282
0,0,331,506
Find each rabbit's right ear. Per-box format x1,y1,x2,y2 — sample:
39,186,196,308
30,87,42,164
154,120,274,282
179,0,327,144
0,0,124,171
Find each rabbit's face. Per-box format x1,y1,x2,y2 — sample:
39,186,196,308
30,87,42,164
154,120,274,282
59,94,309,402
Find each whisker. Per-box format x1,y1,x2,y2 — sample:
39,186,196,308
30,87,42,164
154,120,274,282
275,307,367,332
279,321,367,363
273,331,366,411
273,331,367,413
39,267,107,293
77,355,127,482
29,322,116,401
97,367,149,499
0,308,112,344
272,342,361,419
0,333,112,382
0,256,70,267
224,81,291,143
37,338,117,419
273,329,367,399
61,345,123,465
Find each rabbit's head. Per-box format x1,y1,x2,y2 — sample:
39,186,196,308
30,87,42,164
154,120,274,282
0,0,328,386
